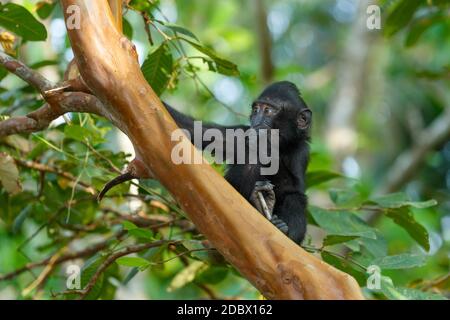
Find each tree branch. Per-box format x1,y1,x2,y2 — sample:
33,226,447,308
0,92,110,137
377,107,450,194
0,51,54,93
255,0,274,84
60,0,363,299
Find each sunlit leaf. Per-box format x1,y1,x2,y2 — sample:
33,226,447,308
116,257,151,268
306,170,342,188
168,261,208,292
372,254,427,270
0,152,21,195
385,0,424,37
309,206,377,239
141,43,173,96
0,3,47,41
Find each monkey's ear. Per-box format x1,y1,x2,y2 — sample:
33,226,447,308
297,109,312,130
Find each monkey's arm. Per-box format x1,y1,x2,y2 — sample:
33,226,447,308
163,102,249,151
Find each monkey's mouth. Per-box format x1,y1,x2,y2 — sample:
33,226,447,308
253,123,272,130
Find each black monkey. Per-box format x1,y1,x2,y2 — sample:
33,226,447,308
99,81,311,244
164,81,312,244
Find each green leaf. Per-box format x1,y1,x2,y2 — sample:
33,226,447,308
180,240,212,263
309,206,377,239
356,236,388,258
30,60,58,69
365,194,433,251
79,257,105,300
323,235,359,247
123,17,133,40
321,251,366,286
306,170,342,188
12,204,32,234
116,257,150,268
36,1,57,20
196,266,229,285
64,124,104,144
122,221,138,231
372,254,427,270
381,277,447,300
370,193,437,209
329,188,365,208
385,207,430,251
0,3,47,41
141,43,173,96
168,261,208,292
162,22,199,41
0,152,21,195
128,228,154,240
0,66,7,81
128,0,159,12
385,0,424,37
181,37,239,76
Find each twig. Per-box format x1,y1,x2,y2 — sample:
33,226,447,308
77,240,174,299
377,107,450,194
15,158,96,195
21,248,66,297
0,239,111,281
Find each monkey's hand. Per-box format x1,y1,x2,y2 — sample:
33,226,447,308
250,180,275,218
271,215,289,235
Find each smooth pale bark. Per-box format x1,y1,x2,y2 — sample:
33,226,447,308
61,0,364,299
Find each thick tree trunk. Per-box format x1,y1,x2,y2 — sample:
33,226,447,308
61,0,363,299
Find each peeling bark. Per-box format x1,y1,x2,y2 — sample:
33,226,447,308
0,0,364,299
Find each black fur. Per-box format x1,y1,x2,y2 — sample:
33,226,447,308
165,81,311,244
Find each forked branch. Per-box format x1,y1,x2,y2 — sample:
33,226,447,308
58,0,363,299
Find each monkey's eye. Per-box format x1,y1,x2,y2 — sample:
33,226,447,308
265,107,274,115
264,106,279,116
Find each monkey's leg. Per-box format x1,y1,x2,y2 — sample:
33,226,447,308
270,215,289,235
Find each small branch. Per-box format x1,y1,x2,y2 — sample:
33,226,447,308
15,158,96,195
0,92,108,137
0,51,54,93
0,239,111,281
77,240,173,299
21,248,66,297
0,53,112,138
255,0,274,84
377,107,450,194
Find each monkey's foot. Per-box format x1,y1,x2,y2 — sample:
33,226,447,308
271,215,289,235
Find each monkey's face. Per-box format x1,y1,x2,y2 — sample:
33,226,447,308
250,102,281,130
251,81,312,145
